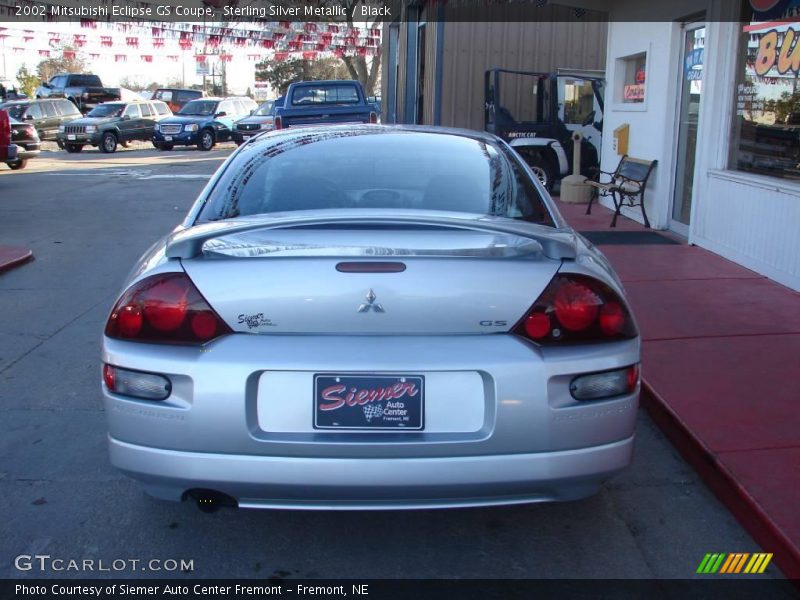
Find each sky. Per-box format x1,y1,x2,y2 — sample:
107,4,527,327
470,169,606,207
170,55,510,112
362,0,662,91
0,21,261,93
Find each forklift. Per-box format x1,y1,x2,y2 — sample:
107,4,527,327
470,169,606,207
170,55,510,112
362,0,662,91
485,68,604,191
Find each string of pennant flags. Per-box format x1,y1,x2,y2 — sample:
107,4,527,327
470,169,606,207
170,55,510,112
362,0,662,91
0,19,382,63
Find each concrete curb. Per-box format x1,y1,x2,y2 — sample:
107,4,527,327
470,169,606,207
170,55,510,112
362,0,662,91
641,380,800,581
0,247,34,273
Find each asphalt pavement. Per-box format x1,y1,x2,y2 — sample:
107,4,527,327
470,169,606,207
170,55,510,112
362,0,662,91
0,147,773,580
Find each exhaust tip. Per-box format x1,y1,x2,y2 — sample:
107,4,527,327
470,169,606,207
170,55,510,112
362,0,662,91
185,489,238,513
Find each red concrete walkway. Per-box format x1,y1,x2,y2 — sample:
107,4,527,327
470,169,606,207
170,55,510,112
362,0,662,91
0,245,33,272
557,199,800,581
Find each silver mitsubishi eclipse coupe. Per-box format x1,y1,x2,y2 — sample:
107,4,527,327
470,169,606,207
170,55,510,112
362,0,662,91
101,125,640,511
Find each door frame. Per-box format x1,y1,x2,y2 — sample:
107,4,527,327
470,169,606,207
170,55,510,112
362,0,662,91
669,19,706,237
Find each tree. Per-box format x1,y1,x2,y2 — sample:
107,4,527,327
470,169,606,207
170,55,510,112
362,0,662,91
255,57,351,96
36,45,87,82
324,0,382,95
119,77,146,91
16,65,40,98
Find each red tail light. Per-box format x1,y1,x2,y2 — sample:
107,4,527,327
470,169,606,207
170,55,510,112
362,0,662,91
105,273,231,344
274,115,283,130
369,111,378,124
513,273,637,344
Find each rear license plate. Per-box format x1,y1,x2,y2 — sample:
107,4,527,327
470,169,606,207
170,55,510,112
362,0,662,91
67,134,76,140
164,135,173,141
314,374,424,430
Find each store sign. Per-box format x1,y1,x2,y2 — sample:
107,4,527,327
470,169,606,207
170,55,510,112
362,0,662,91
624,84,645,102
685,48,704,80
753,27,800,76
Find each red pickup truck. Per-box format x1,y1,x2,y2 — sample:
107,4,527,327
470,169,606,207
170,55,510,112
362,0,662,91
1,109,19,163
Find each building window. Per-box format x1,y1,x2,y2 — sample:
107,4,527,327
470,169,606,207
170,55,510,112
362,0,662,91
617,52,647,104
730,6,800,179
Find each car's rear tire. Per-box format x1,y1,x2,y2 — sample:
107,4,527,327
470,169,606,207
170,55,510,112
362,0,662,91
153,142,174,151
198,129,215,151
7,159,28,170
64,144,83,153
100,132,118,154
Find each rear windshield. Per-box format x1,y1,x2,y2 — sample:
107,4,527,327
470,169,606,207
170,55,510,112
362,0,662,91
291,84,360,106
178,100,218,116
70,75,102,87
0,104,26,119
199,130,554,226
87,104,124,118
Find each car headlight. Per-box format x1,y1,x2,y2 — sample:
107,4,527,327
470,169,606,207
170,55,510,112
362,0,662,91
85,126,96,133
260,122,273,130
58,125,66,132
184,124,199,132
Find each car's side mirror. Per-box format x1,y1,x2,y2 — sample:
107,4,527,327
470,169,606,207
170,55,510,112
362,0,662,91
121,115,131,120
24,114,34,121
367,96,376,103
215,111,227,117
41,81,51,88
249,109,255,115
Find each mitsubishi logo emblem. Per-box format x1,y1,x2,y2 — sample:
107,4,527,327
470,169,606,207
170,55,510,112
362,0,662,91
358,289,385,313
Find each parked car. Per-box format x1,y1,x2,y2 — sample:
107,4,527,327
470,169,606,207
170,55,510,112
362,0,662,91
102,125,641,512
0,109,19,164
5,115,41,170
0,78,27,101
231,97,283,145
152,96,257,151
35,73,121,114
151,88,203,114
56,100,172,153
272,80,377,129
0,98,82,142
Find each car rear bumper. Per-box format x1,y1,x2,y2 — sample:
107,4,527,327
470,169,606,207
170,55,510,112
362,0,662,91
103,333,640,508
16,144,40,160
109,434,635,509
1,144,18,161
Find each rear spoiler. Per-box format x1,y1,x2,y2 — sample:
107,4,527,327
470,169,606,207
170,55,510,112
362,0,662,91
165,212,578,261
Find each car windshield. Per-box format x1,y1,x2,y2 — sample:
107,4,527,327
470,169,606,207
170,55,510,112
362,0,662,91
199,130,554,226
178,100,218,116
1,104,26,119
87,104,124,118
253,101,274,116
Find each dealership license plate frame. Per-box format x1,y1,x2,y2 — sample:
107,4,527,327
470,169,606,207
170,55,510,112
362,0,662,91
164,135,173,141
313,374,425,431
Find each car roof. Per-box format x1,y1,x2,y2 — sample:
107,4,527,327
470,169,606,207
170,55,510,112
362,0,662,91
247,124,499,146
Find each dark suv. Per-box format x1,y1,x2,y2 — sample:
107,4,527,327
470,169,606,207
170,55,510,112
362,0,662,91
152,96,257,151
56,100,172,153
0,98,82,141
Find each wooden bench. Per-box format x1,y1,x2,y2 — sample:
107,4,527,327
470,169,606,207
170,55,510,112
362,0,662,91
585,156,657,228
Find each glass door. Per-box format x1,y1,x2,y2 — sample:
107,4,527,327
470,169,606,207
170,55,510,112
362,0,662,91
672,22,706,234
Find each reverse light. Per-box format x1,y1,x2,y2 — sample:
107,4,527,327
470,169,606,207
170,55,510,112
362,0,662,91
570,365,640,401
105,272,231,345
103,364,171,400
513,273,637,345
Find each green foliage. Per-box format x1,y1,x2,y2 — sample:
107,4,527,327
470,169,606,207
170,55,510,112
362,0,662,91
36,45,88,83
255,57,351,96
16,65,40,98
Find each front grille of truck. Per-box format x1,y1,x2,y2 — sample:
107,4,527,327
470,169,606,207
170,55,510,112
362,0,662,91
64,125,86,134
160,124,183,134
